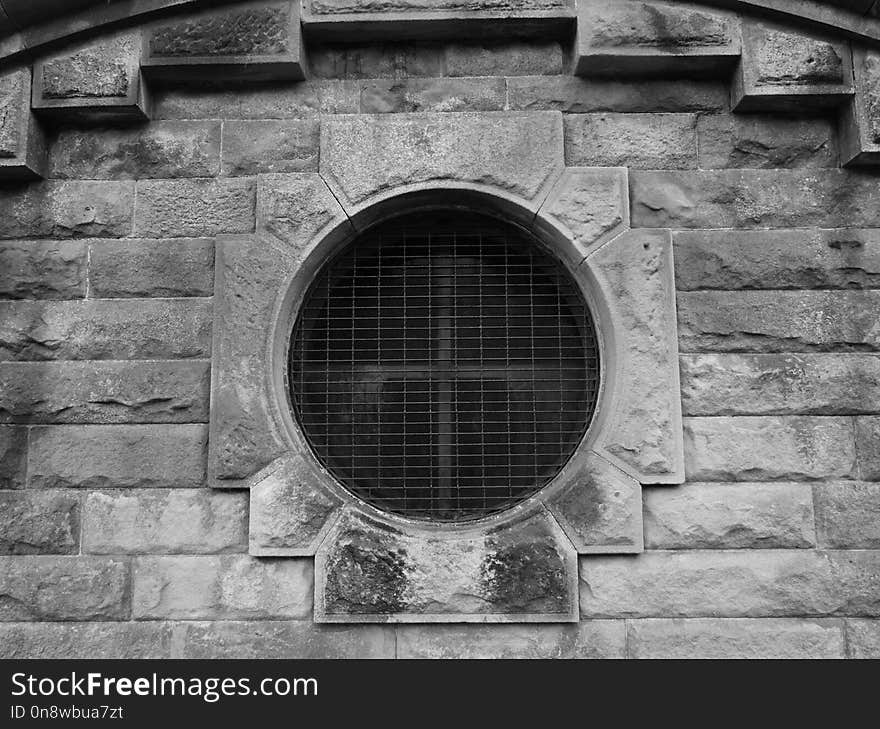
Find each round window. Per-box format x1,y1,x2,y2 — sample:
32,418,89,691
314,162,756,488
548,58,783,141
288,209,600,522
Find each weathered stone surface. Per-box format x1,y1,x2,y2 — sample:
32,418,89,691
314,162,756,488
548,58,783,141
0,181,133,239
856,417,880,480
250,456,343,556
0,622,175,659
397,622,626,658
677,291,880,353
89,238,214,298
306,0,570,12
643,482,815,549
49,122,220,179
0,490,80,555
320,112,563,209
684,416,856,481
628,618,845,658
83,489,247,555
815,482,880,548
0,426,26,489
359,77,506,113
0,556,129,620
847,619,880,658
132,555,312,619
674,229,880,290
29,424,207,489
222,120,319,176
0,67,46,179
0,298,212,361
697,114,837,169
309,41,444,78
579,550,880,618
564,113,696,169
177,621,395,659
0,360,209,424
0,69,26,158
631,170,880,229
0,240,85,299
841,48,880,166
316,508,578,621
445,41,563,76
680,354,880,416
587,230,684,483
135,179,256,238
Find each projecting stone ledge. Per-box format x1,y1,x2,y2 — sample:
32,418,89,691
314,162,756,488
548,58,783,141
0,68,46,180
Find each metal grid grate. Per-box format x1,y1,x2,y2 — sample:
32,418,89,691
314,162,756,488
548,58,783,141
288,210,600,522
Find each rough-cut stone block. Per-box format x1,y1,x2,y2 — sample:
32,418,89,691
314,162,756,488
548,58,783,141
445,41,563,77
684,416,856,481
564,113,697,169
680,354,880,416
0,556,129,620
0,298,212,361
397,621,626,658
677,291,880,353
0,67,46,180
631,170,880,229
856,417,880,480
674,229,880,290
83,489,247,555
177,621,395,659
0,240,85,299
359,77,506,113
49,122,221,179
847,619,880,658
144,1,305,81
0,426,26,489
0,181,133,239
579,550,880,618
29,424,207,489
132,555,313,619
628,618,845,659
249,456,343,556
0,490,80,555
320,112,563,212
841,48,880,166
643,482,814,549
134,179,256,238
33,32,149,122
316,508,578,622
0,622,175,659
697,114,837,169
308,40,445,78
575,0,741,77
221,120,319,176
88,238,214,298
733,20,854,112
815,482,880,548
0,360,209,425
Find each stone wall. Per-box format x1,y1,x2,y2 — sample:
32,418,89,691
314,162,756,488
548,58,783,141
1,0,879,658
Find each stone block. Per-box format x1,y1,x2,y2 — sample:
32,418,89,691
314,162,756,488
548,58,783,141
0,181,133,239
33,32,149,122
673,229,880,290
680,354,880,416
0,622,175,659
677,290,880,353
643,482,815,549
0,426,26,489
359,77,506,113
143,1,306,82
0,298,212,361
733,20,854,112
308,40,445,78
221,120,319,175
132,555,313,619
564,113,697,169
88,238,214,298
28,424,207,489
0,556,129,620
445,41,563,77
847,619,880,658
134,179,256,238
83,489,248,555
627,618,845,659
49,122,221,179
856,417,880,479
0,240,86,299
683,416,856,481
575,0,741,77
841,48,880,166
815,482,880,548
0,67,47,180
0,490,80,555
0,360,209,424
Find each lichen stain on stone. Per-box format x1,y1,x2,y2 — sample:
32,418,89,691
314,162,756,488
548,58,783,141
324,532,408,614
480,542,568,613
554,472,604,531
